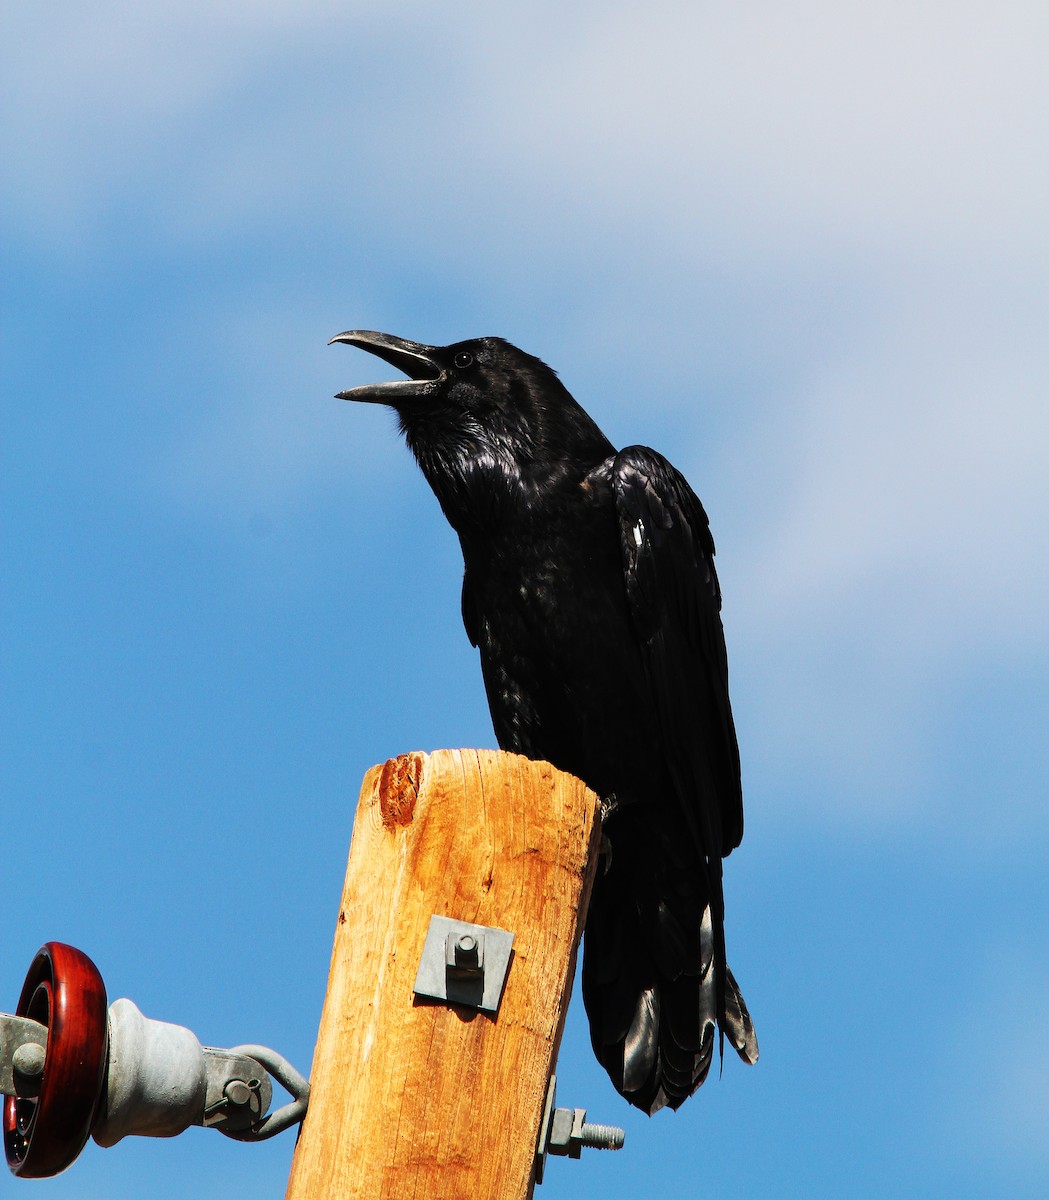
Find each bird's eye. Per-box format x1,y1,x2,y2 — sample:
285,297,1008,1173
453,351,474,369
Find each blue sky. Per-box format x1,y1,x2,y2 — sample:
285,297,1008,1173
3,2,1047,1196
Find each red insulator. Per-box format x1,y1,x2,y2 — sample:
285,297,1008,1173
4,943,108,1178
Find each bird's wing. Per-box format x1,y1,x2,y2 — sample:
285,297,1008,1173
611,445,743,857
461,570,480,647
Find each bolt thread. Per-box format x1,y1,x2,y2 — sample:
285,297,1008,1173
579,1122,625,1150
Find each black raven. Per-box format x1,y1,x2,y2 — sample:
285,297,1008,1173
331,330,757,1113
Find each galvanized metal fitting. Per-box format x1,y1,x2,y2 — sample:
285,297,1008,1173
413,914,515,1013
548,1106,626,1156
534,1074,625,1184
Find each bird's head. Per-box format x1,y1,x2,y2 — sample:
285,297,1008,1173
330,330,613,527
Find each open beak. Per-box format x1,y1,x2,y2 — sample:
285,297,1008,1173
329,330,443,404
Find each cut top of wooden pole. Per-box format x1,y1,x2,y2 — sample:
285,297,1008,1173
285,748,602,1200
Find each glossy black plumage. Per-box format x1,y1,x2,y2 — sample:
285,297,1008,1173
332,330,758,1112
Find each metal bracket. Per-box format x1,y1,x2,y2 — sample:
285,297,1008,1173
412,915,514,1014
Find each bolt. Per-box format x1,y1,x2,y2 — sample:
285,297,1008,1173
578,1121,625,1150
568,1107,625,1153
546,1106,625,1159
447,930,484,978
12,1042,46,1081
224,1080,253,1108
455,935,478,965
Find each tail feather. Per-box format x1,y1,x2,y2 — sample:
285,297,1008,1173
581,813,757,1114
622,987,660,1093
723,965,759,1064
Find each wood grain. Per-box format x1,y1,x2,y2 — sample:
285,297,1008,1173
284,748,601,1200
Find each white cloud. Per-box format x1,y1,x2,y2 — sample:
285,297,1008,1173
6,2,1047,267
493,2,1049,261
736,284,1049,658
697,258,1048,834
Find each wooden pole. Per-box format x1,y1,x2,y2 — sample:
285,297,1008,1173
284,748,601,1200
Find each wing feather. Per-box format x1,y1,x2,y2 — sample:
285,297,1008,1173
611,446,743,857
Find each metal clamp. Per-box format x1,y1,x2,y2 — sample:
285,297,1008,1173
412,915,515,1013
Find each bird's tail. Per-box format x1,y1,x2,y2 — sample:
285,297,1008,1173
581,818,757,1113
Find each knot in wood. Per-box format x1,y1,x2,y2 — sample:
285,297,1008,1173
377,753,423,827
